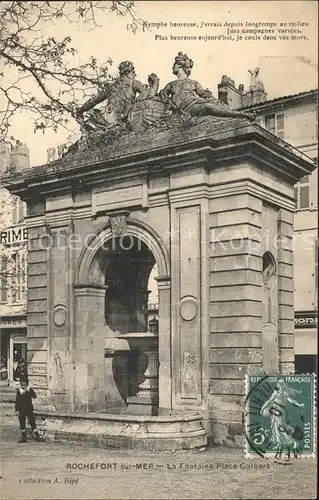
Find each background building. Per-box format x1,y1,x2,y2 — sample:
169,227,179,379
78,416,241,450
147,264,159,326
218,74,318,374
0,141,30,390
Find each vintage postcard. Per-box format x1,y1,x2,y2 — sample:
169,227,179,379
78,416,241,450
0,1,318,499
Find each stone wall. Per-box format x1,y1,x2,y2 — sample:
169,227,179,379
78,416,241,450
208,193,263,445
206,162,296,445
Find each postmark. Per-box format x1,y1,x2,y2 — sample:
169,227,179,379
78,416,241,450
243,374,316,461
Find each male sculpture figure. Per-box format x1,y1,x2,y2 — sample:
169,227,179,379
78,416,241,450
160,52,255,121
76,61,159,131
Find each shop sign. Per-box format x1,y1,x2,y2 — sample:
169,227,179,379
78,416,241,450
30,375,47,388
294,312,318,329
28,364,47,376
0,318,27,329
0,228,28,244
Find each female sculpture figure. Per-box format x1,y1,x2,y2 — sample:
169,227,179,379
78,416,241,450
160,52,255,121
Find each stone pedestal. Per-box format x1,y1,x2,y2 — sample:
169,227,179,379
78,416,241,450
119,332,159,415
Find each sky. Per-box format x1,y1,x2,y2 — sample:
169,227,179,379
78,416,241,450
3,0,318,166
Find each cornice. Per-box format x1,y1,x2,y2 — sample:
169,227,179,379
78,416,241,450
2,120,315,201
23,176,294,219
25,214,45,227
25,207,92,227
163,180,294,210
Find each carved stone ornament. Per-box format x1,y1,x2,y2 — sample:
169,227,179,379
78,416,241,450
64,53,255,157
180,298,197,321
53,304,67,327
75,61,161,136
109,214,128,237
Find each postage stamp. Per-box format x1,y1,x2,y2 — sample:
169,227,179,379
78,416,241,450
243,374,316,460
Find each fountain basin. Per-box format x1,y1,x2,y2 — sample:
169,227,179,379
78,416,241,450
35,410,207,450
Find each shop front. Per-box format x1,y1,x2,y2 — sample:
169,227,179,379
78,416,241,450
0,316,27,386
294,311,318,374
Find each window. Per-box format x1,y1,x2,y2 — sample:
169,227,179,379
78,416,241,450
264,112,285,139
12,196,26,224
295,175,310,209
0,249,27,305
11,251,27,303
18,200,26,223
295,354,317,374
264,114,275,133
12,197,18,225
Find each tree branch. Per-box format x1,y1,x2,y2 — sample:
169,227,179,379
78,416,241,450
0,1,145,139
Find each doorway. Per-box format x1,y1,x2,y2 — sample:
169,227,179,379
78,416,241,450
11,334,27,384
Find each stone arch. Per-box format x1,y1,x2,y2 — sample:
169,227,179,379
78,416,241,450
75,218,170,287
73,218,171,413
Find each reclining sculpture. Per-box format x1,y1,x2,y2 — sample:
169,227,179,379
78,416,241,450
71,52,255,152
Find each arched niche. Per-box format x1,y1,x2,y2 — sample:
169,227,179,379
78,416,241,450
262,251,277,289
73,217,172,412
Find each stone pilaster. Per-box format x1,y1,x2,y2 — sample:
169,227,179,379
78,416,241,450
170,195,209,410
277,208,295,374
156,275,171,410
73,286,106,411
27,223,50,404
45,220,76,411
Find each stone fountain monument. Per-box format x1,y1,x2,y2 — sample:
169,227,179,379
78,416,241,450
2,52,315,449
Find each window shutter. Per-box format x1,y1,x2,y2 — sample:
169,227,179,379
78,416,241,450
12,197,18,224
294,187,298,208
17,251,21,302
11,252,17,303
315,240,318,295
20,251,27,302
299,185,310,209
0,256,8,302
18,199,25,223
276,113,285,139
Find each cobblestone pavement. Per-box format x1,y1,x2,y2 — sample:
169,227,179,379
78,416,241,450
0,405,317,500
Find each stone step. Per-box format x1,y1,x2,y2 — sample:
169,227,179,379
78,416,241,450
0,386,16,403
